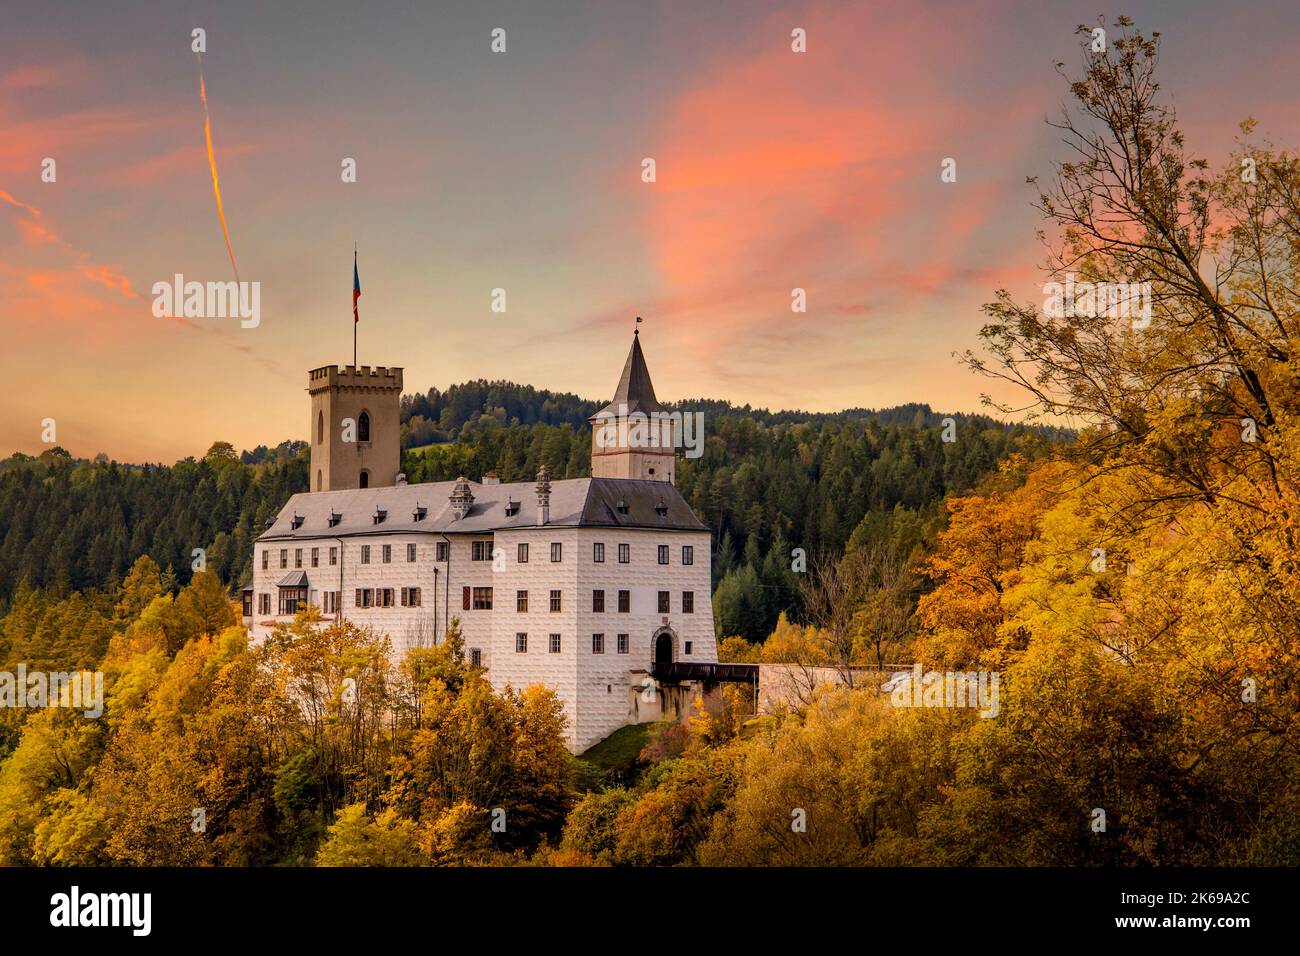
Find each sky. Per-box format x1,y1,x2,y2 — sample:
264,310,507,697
2,0,1299,463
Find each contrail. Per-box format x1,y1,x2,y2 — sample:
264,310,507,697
196,53,239,283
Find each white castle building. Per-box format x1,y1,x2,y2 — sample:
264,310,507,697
243,333,722,751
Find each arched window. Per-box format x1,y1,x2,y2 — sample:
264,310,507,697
359,470,369,489
316,469,322,491
358,411,371,443
317,410,324,444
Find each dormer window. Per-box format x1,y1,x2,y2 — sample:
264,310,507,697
290,513,305,530
616,499,630,515
654,499,668,517
412,506,427,522
328,512,342,528
373,508,387,525
504,498,520,517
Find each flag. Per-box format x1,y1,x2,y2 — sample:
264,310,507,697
353,251,361,324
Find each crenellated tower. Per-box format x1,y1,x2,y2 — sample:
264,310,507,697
308,365,403,492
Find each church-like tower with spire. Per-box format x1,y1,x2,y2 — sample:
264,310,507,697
245,330,720,752
588,330,678,484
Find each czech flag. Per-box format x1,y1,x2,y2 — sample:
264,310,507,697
353,251,361,324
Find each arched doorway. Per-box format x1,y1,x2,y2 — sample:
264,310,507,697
654,631,673,665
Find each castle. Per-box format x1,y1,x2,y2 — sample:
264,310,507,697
242,333,720,751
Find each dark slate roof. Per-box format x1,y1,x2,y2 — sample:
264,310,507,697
257,477,706,542
592,333,664,418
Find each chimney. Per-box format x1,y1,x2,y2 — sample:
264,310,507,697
482,471,500,485
450,476,475,520
536,464,551,526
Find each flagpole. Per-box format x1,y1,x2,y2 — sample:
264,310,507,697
353,242,358,369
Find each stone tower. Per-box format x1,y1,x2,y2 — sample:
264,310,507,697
308,365,403,492
589,331,677,483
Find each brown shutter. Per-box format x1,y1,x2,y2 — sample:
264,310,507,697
463,586,471,610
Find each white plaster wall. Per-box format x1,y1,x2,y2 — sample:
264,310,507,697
249,524,716,753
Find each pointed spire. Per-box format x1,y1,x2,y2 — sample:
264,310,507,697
595,328,663,418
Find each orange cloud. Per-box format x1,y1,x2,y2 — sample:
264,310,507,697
1,189,138,297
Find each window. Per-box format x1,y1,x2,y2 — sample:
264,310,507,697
617,633,629,654
377,588,395,608
658,591,670,614
549,633,561,654
682,545,694,566
658,545,669,565
517,590,528,613
684,641,693,655
359,470,369,489
618,590,630,613
470,648,482,667
361,545,371,564
515,633,528,653
258,593,271,615
437,541,449,561
311,547,319,568
593,542,605,563
355,588,374,609
295,548,303,569
592,633,605,654
317,410,324,444
324,591,341,613
549,590,562,612
551,542,562,563
280,549,288,569
472,540,492,561
261,550,268,571
618,543,630,564
242,591,253,616
592,589,605,613
680,591,694,613
382,544,392,564
517,542,529,563
472,587,493,610
401,587,422,607
407,543,417,563
329,547,338,566
358,411,371,442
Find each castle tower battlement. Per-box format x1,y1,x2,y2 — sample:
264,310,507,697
308,364,403,492
309,365,404,391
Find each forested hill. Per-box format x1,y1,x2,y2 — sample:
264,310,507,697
397,377,1068,448
0,382,1057,638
